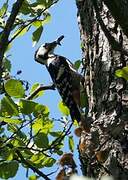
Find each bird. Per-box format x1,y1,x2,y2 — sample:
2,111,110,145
35,35,85,123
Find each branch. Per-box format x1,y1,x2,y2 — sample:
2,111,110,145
25,84,56,100
0,0,24,78
46,168,59,176
15,150,51,180
18,146,50,157
19,122,73,154
1,142,51,179
8,0,59,44
46,122,73,152
91,0,128,57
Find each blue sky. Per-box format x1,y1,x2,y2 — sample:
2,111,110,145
9,0,82,179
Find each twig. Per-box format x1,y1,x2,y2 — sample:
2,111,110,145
46,122,73,152
46,168,59,176
25,84,55,100
0,0,24,79
4,143,51,179
18,146,50,157
16,150,51,180
29,115,33,142
1,118,35,146
18,122,72,155
8,0,59,44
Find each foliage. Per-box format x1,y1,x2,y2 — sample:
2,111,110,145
74,60,81,70
115,66,128,80
0,76,73,179
0,0,75,179
58,100,70,116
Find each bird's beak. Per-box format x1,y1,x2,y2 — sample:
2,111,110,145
56,35,64,46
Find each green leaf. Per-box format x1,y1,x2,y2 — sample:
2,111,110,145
50,131,62,137
11,137,25,147
33,104,49,117
19,99,37,115
7,124,26,140
20,0,31,15
7,124,17,133
68,136,74,152
32,20,42,28
30,83,44,99
4,79,25,98
6,150,14,161
0,1,8,17
0,117,22,124
0,147,13,161
33,14,51,27
36,0,46,4
0,161,19,179
43,157,56,167
56,150,63,155
32,118,53,134
42,14,51,25
0,96,19,117
3,58,11,72
80,42,84,49
34,133,49,148
16,129,27,139
30,153,55,168
58,101,70,116
53,143,64,154
29,175,37,180
74,60,81,70
32,26,43,47
37,0,53,7
80,85,88,108
31,4,45,13
36,0,48,5
11,26,30,39
115,66,128,80
7,124,27,140
30,153,45,164
5,43,12,52
0,127,4,134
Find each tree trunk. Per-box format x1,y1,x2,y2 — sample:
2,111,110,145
76,0,128,179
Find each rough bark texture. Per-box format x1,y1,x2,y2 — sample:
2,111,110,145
103,0,128,38
76,0,128,179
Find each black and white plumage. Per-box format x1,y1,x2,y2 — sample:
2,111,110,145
35,36,84,123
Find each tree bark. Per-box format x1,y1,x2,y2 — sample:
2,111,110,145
103,0,128,38
76,0,128,179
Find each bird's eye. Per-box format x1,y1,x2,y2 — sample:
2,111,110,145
44,43,49,48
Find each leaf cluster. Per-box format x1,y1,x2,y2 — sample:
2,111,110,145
0,78,74,179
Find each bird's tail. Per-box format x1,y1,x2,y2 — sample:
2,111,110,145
69,102,81,123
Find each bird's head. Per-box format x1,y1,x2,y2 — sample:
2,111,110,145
35,35,64,65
